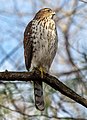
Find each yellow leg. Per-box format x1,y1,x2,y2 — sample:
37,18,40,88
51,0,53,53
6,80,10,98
39,67,44,78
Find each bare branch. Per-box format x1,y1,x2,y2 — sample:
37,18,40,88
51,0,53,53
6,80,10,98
0,70,87,109
79,0,87,3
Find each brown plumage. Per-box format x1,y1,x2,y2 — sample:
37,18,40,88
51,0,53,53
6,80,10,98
23,8,58,111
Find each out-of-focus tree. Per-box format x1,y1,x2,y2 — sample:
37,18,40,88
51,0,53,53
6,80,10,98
0,0,87,119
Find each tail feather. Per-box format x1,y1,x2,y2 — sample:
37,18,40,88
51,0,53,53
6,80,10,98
34,80,44,111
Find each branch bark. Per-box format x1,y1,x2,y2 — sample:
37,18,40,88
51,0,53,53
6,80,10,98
0,70,87,108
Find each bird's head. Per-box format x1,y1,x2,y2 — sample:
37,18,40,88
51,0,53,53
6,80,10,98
34,8,55,20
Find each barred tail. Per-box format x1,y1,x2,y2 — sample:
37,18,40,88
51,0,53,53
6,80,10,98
34,80,44,111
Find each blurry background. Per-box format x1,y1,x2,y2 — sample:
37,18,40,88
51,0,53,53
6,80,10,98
0,0,87,119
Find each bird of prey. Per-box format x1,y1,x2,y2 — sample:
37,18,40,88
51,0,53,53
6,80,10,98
23,8,58,111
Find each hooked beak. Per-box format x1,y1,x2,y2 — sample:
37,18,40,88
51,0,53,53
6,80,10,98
51,11,56,19
52,11,56,15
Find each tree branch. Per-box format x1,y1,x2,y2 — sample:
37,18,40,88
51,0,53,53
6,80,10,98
0,70,87,108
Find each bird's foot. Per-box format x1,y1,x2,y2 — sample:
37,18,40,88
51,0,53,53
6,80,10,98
39,67,46,78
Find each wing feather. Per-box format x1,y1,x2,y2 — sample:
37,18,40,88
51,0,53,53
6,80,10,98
23,21,33,70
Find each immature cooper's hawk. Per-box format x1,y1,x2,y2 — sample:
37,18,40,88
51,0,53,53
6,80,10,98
23,8,58,111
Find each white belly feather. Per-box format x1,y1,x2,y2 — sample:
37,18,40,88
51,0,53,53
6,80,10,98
30,19,57,72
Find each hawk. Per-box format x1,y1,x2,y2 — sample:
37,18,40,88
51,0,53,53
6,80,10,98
23,8,58,111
